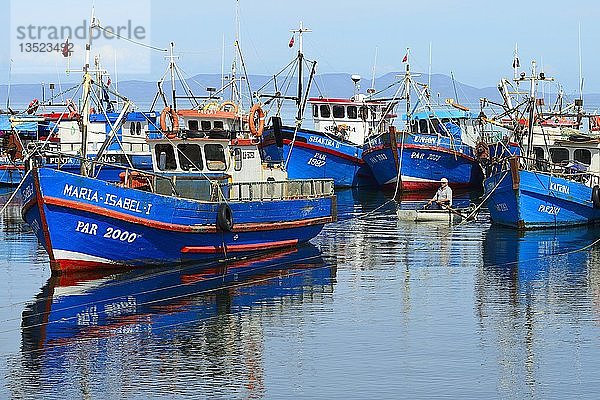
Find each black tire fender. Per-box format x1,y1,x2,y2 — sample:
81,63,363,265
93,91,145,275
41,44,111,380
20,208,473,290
592,185,600,209
216,203,234,231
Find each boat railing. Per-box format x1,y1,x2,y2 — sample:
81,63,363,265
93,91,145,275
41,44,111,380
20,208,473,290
152,174,335,202
489,154,600,188
227,179,335,202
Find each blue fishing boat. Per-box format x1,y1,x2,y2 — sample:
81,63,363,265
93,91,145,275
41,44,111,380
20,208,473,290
362,57,483,192
257,23,396,188
20,25,336,273
480,61,600,229
21,244,335,351
35,110,159,182
21,131,336,272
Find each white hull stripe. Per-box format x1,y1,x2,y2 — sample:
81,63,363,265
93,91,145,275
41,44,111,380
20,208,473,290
53,249,117,264
383,175,439,185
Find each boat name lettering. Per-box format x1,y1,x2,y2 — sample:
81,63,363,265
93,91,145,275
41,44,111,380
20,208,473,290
77,306,98,326
22,183,34,203
242,151,255,160
104,296,137,317
308,136,340,149
307,152,326,168
427,154,441,162
76,221,98,235
549,182,570,194
47,156,76,165
104,193,145,213
495,203,509,212
414,136,437,145
63,184,152,214
410,152,425,159
538,204,560,215
103,227,139,243
368,153,388,164
63,184,100,202
75,220,139,242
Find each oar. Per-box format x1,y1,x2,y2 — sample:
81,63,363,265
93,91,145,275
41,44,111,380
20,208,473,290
439,202,469,220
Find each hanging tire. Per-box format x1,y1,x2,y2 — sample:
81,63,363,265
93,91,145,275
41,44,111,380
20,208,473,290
592,185,600,209
216,203,234,231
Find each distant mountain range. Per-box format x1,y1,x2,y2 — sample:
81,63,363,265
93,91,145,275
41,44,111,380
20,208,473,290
2,72,599,114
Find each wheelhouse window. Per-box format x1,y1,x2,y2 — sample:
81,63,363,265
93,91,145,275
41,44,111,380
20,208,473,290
313,104,319,117
359,106,369,121
347,106,357,119
574,148,591,165
205,144,227,170
320,105,331,118
155,144,177,171
201,120,212,131
177,143,203,171
213,121,224,130
533,146,545,160
333,105,345,119
136,122,142,135
419,119,429,134
129,121,135,135
549,148,569,164
188,120,199,131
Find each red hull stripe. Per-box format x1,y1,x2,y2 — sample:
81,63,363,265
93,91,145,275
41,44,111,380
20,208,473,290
0,165,24,170
181,239,299,254
52,259,127,272
43,196,334,233
283,139,364,164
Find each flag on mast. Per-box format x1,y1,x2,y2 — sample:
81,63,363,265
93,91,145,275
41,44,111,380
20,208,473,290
288,35,295,48
402,52,408,63
61,38,70,57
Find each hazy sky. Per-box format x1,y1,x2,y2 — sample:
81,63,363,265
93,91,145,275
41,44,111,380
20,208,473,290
1,0,599,95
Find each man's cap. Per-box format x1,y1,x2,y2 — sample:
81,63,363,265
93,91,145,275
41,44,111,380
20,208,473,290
440,178,448,183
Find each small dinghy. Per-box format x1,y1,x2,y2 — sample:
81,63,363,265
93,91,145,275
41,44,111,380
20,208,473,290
397,206,475,223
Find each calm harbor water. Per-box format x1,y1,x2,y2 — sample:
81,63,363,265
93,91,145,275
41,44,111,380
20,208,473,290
2,186,600,399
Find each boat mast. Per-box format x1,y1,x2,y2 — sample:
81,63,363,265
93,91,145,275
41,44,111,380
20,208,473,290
291,21,311,122
79,8,96,176
404,48,411,120
169,42,177,111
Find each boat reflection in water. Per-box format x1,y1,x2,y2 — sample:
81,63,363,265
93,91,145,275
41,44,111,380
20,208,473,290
477,225,600,398
17,244,335,398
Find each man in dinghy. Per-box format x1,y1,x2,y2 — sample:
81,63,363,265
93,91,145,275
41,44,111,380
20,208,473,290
426,178,453,209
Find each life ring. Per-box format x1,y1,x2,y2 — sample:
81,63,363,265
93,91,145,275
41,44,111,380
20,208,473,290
248,103,265,137
216,203,234,231
219,101,238,113
27,99,39,115
160,106,179,138
592,185,600,209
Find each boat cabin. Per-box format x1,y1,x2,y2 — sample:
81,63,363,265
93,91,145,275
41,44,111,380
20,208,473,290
309,95,396,146
149,136,286,184
40,111,157,154
177,104,247,139
407,109,477,147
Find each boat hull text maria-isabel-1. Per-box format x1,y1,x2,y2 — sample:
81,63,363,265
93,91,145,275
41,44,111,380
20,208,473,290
21,167,336,272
